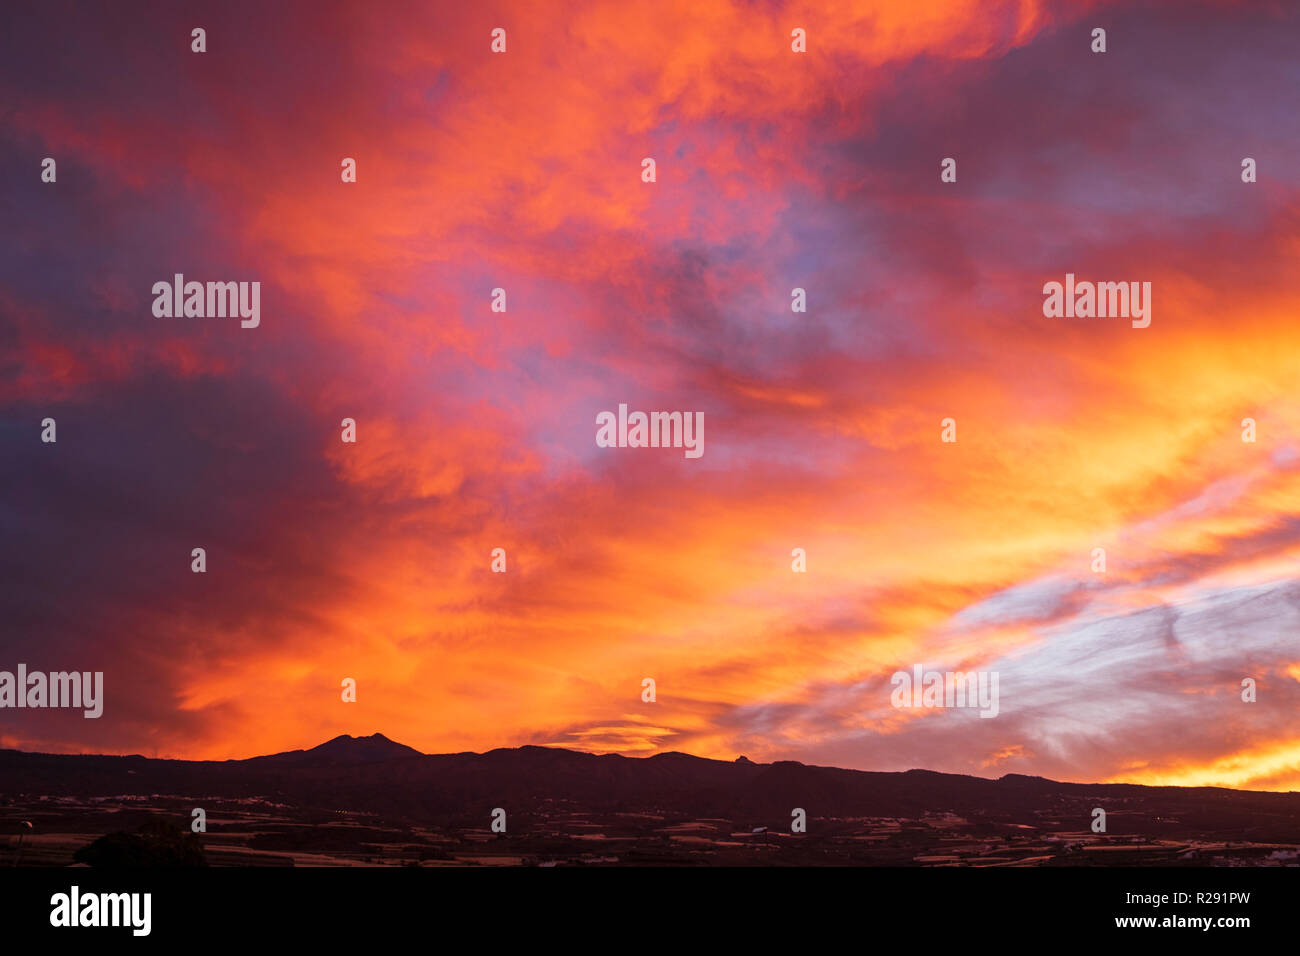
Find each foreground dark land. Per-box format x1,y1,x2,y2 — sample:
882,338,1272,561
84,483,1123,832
2,735,1297,867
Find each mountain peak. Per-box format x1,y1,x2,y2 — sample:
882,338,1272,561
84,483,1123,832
322,732,393,745
298,733,423,762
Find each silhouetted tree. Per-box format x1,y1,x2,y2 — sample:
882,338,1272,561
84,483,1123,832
73,816,207,867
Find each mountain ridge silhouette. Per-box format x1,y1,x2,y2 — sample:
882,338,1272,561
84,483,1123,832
3,734,1297,838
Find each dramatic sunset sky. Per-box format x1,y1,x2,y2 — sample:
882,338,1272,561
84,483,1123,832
2,0,1298,790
